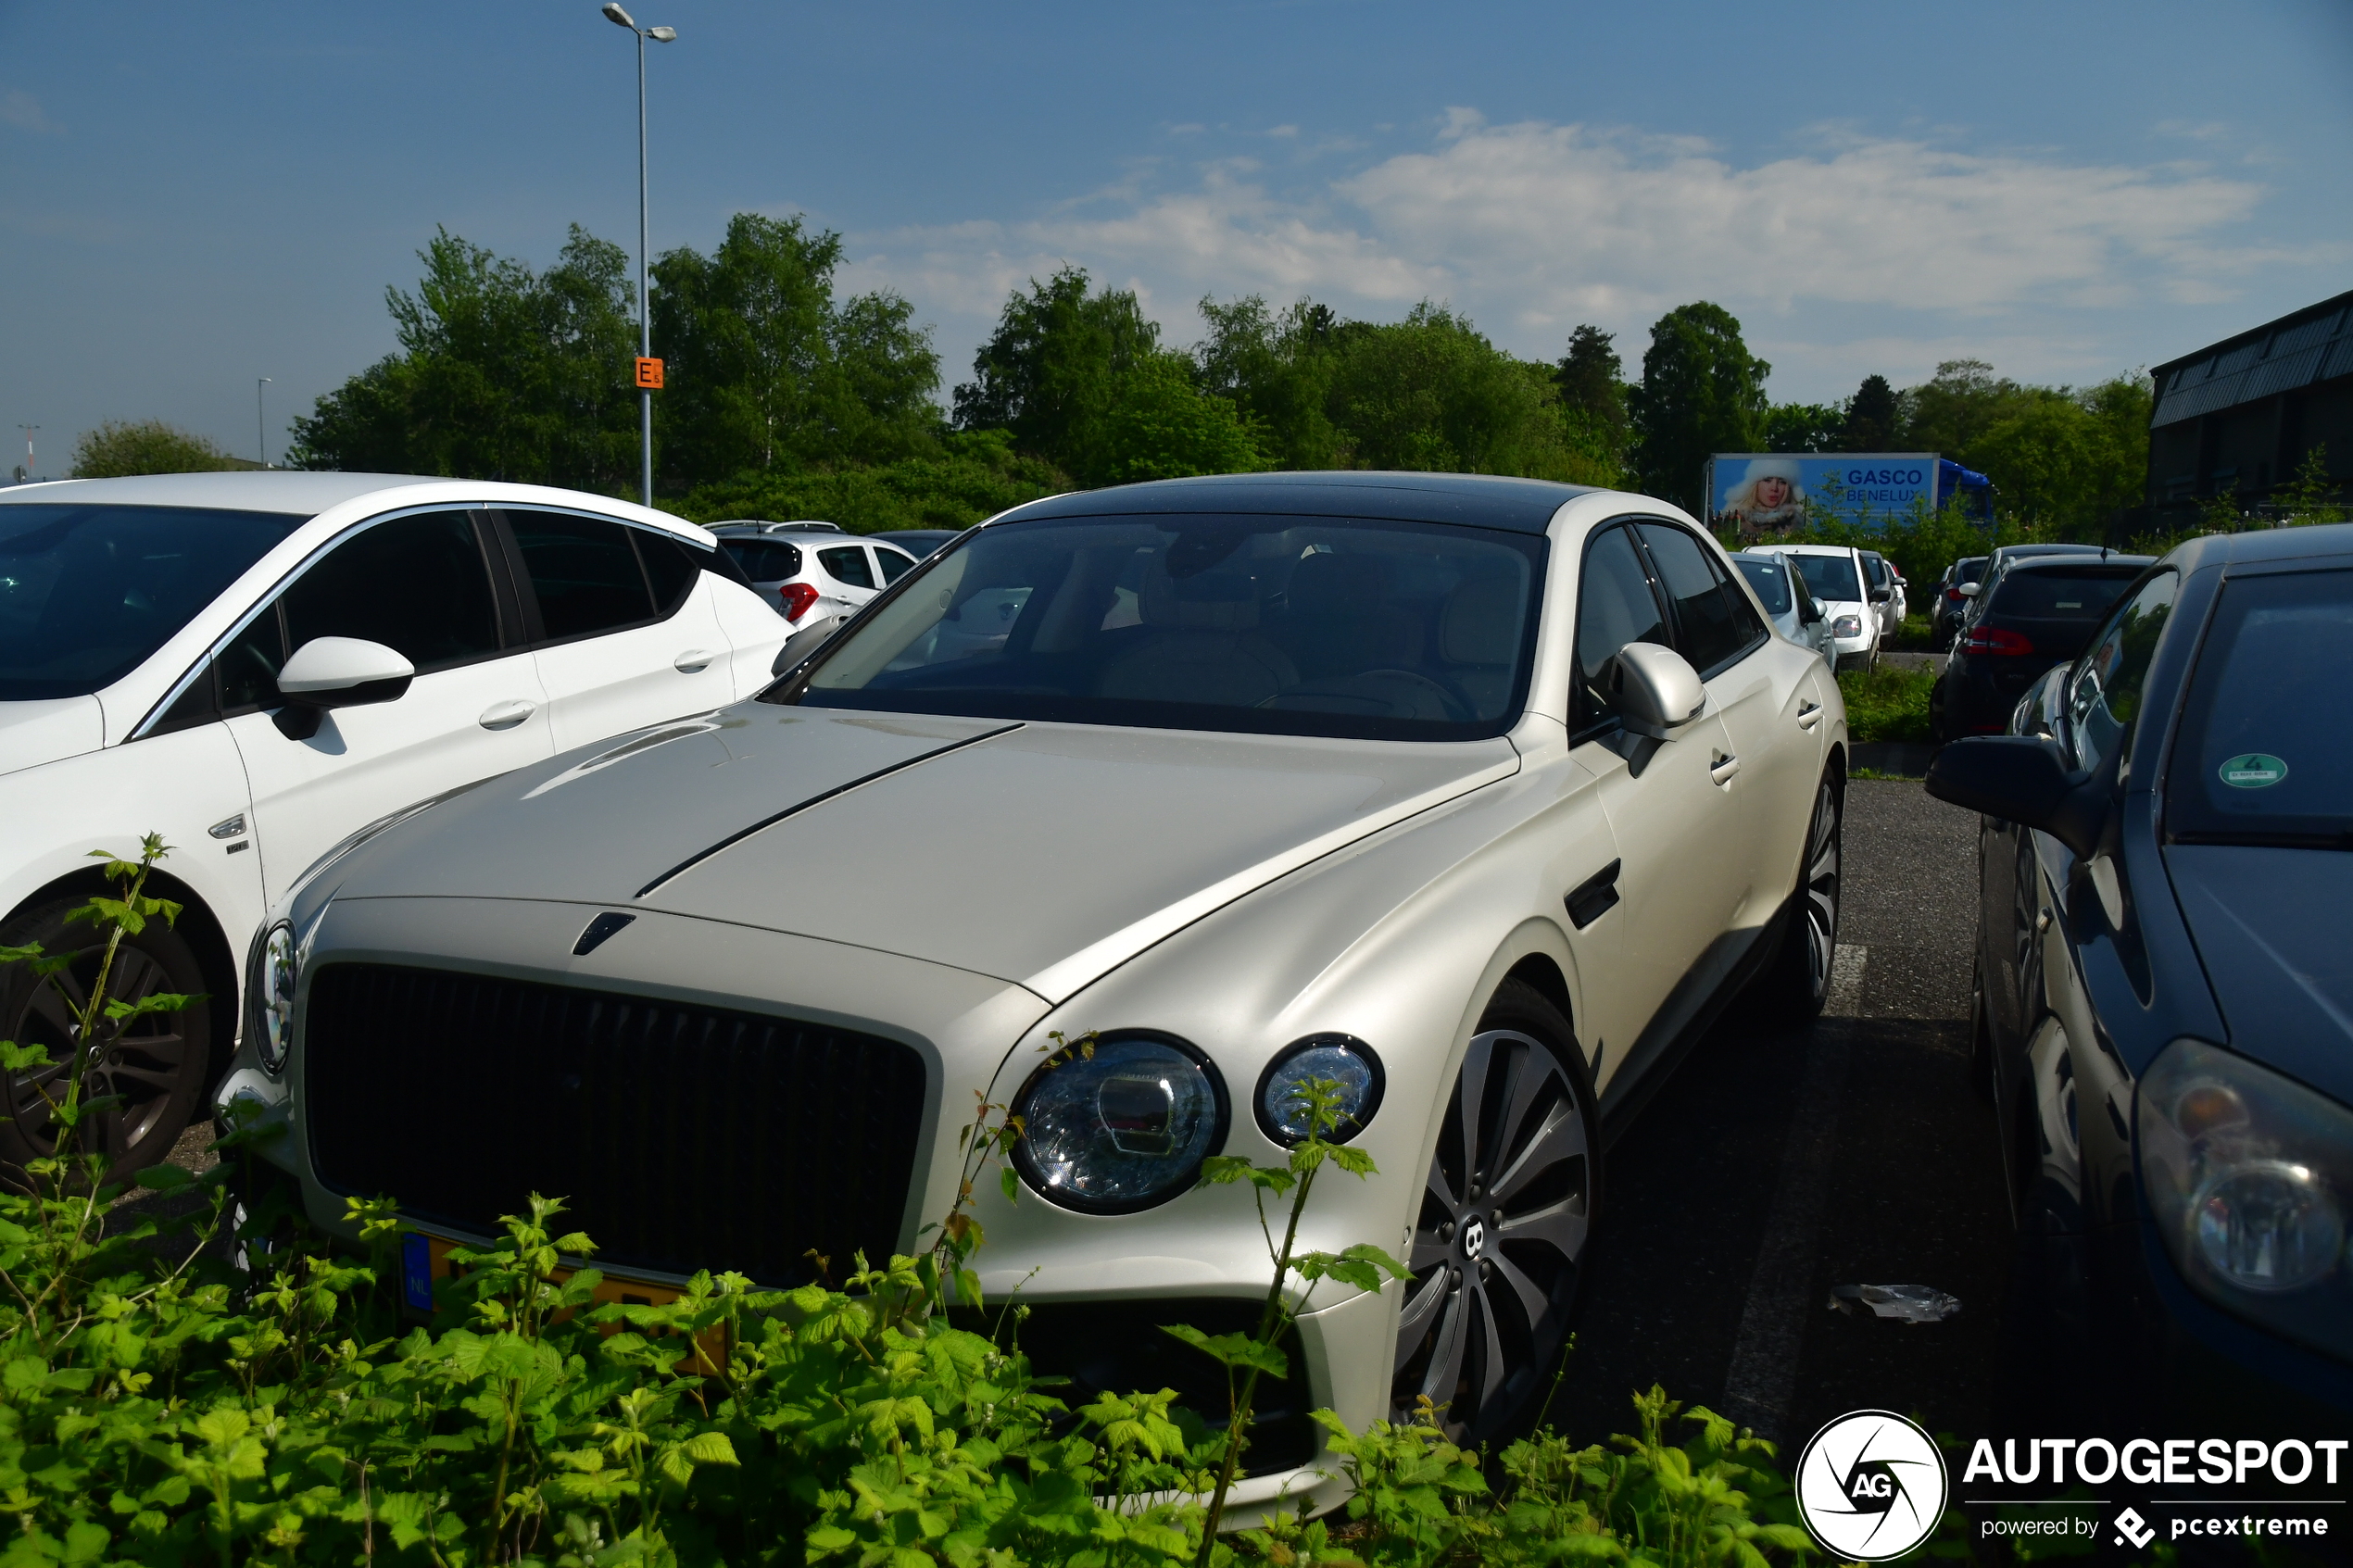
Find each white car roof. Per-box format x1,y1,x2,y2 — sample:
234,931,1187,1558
0,471,713,546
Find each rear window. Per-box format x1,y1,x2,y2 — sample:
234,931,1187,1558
0,503,303,700
1734,558,1792,615
2167,569,2352,847
723,538,802,582
1792,554,1860,603
1988,568,2139,621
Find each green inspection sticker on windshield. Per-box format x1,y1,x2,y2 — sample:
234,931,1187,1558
2219,752,2289,789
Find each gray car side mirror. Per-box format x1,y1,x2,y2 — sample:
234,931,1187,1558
1957,582,1981,597
274,636,416,740
1612,642,1706,740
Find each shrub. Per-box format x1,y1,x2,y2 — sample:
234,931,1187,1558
70,420,245,478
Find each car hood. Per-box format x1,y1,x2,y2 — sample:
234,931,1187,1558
2166,844,2353,1102
330,703,1521,1002
0,696,106,778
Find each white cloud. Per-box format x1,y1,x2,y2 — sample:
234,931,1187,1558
1,90,60,134
839,112,2313,395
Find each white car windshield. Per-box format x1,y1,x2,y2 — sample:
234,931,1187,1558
1792,554,1862,603
776,511,1546,740
0,503,304,700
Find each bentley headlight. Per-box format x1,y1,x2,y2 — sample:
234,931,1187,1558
1831,614,1863,640
1255,1035,1384,1146
250,921,298,1075
1012,1033,1227,1213
2139,1038,2353,1357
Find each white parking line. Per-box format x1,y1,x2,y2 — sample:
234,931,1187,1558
1718,945,1866,1441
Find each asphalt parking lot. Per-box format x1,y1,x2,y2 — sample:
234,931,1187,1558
1550,777,2014,1456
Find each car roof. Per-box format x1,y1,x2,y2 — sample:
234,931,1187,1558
994,470,1600,535
2159,521,2353,574
0,471,714,546
2000,554,2156,576
1774,543,1859,558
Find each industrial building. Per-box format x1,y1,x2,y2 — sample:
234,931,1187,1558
2146,289,2353,526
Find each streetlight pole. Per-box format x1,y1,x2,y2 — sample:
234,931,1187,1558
603,3,675,508
257,378,271,469
17,425,36,483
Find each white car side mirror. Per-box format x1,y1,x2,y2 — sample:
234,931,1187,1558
1957,582,1981,597
273,636,416,740
1612,642,1706,740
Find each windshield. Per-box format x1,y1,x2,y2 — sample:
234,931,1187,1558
1734,558,1792,615
1792,554,1860,602
0,503,303,701
777,511,1546,740
2168,569,2352,847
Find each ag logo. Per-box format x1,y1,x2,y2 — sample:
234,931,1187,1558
1794,1410,1947,1561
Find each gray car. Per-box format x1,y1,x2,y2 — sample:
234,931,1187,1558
1731,550,1836,670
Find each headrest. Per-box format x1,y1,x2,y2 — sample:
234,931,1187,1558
1138,566,1261,632
1440,573,1523,665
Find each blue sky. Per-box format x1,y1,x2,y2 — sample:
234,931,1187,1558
6,1,2349,471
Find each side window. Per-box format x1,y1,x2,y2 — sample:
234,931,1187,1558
820,546,876,590
1635,522,1755,675
875,546,916,585
283,510,502,672
637,532,699,614
506,510,655,641
219,605,288,712
2069,569,2180,774
1573,525,1671,734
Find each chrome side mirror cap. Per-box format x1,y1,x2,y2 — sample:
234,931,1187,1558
1613,642,1707,740
1957,581,1982,596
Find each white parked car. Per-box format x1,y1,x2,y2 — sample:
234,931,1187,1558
0,472,787,1173
1779,544,1880,670
1858,549,1907,637
220,472,1845,1520
1730,550,1836,670
710,521,919,640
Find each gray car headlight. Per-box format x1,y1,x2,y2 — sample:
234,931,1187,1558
1012,1032,1227,1214
250,920,298,1076
2138,1038,2353,1358
1255,1035,1384,1146
1832,614,1864,639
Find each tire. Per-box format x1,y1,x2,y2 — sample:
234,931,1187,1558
0,896,216,1180
1751,772,1843,1024
1391,979,1598,1445
1968,957,1994,1103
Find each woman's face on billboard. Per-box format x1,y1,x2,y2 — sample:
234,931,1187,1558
1755,475,1792,508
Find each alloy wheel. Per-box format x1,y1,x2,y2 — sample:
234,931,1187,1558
1392,1027,1592,1441
1798,782,1842,1005
5,943,197,1165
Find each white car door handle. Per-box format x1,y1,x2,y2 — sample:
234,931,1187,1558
1797,701,1823,730
478,698,536,731
1710,752,1741,785
673,648,715,673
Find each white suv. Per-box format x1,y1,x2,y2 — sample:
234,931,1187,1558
1779,544,1880,670
711,522,920,640
0,472,787,1173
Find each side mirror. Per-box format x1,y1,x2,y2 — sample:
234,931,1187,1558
1869,585,1893,603
770,615,848,676
273,637,414,739
1802,599,1826,625
1957,582,1981,597
1612,642,1706,740
1924,736,2108,859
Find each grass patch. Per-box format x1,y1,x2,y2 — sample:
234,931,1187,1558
1839,663,1935,744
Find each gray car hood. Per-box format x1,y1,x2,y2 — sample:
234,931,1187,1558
2166,844,2353,1105
330,704,1520,1002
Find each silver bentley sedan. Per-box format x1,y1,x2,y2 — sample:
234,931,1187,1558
219,471,1845,1518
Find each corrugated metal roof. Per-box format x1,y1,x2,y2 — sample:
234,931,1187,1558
2150,309,2353,429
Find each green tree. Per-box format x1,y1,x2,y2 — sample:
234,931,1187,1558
1629,302,1770,511
678,429,1069,533
1843,373,1900,449
1764,402,1843,453
1094,352,1269,482
1194,294,1350,470
650,213,938,489
287,225,640,490
1327,304,1588,477
953,268,1165,481
1554,323,1630,470
69,420,243,477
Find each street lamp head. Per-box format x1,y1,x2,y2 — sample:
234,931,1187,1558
602,3,636,29
647,25,676,40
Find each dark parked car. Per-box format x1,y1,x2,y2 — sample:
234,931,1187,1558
1930,555,2151,742
1928,521,2353,1432
1931,555,1987,648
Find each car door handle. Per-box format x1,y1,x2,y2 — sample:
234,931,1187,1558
1797,701,1823,730
478,698,536,731
673,648,715,673
1710,751,1741,785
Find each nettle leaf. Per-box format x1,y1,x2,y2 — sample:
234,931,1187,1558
0,1041,53,1073
1159,1324,1287,1378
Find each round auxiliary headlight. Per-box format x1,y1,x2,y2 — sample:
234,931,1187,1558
1255,1035,1384,1147
1011,1033,1227,1214
255,922,297,1075
2193,1160,2343,1293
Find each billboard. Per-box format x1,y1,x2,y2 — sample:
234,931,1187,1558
1707,453,1942,540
